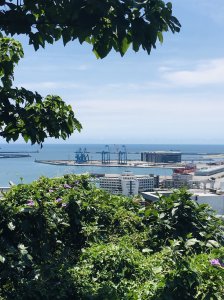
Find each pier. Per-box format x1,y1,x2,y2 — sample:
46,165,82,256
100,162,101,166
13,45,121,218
0,153,31,158
0,150,38,159
34,159,180,169
0,151,38,153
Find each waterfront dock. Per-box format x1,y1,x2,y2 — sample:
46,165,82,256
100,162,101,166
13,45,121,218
0,153,31,158
0,150,38,159
34,159,181,169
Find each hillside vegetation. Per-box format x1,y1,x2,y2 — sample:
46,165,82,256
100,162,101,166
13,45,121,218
0,174,224,299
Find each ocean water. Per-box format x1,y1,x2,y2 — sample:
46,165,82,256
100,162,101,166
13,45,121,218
1,144,224,186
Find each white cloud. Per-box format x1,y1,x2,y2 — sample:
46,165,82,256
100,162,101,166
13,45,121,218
16,58,224,98
74,93,224,124
73,92,224,143
16,80,169,97
161,58,224,87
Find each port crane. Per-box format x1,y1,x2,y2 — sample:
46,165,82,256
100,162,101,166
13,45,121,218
96,145,128,164
101,145,110,164
118,145,127,164
75,147,89,163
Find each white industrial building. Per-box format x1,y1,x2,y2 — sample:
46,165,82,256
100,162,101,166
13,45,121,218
162,173,201,189
99,171,159,196
141,190,224,215
190,192,224,215
195,166,224,176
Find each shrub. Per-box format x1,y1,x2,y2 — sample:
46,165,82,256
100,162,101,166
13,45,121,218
143,189,224,253
0,176,223,299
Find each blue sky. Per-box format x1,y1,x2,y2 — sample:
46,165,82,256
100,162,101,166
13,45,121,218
7,0,224,144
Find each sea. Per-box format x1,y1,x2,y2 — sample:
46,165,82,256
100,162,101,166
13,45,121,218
1,144,224,187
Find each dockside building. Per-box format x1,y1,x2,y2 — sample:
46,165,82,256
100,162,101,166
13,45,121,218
99,171,159,196
141,151,181,163
162,173,201,189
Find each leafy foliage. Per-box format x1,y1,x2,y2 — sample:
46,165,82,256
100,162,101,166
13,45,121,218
0,0,181,58
0,34,82,144
0,176,224,299
0,36,23,87
143,190,224,253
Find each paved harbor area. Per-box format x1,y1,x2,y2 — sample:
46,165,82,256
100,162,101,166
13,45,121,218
35,159,182,169
34,160,224,190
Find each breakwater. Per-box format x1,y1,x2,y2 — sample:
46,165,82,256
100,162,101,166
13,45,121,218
0,150,38,159
0,153,31,158
35,159,180,169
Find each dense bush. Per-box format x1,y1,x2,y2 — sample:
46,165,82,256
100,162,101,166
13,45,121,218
143,190,224,253
0,174,223,299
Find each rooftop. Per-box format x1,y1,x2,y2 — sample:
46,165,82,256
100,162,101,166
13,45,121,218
141,151,181,154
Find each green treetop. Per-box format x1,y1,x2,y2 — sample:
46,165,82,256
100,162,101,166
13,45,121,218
0,0,181,144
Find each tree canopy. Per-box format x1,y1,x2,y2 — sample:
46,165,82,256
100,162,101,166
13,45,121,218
0,0,181,144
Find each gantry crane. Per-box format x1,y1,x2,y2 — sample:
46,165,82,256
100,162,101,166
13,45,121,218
118,145,127,164
102,145,110,164
75,148,89,163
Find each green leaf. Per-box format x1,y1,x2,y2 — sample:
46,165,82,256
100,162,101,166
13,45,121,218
0,255,5,263
157,32,163,44
142,248,152,253
166,2,173,10
120,37,130,56
185,238,199,248
93,49,100,59
206,240,220,248
62,29,71,46
171,207,178,216
153,266,162,274
18,244,28,255
159,213,166,219
8,222,15,230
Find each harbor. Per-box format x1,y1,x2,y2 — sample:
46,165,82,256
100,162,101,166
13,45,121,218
2,144,224,187
34,146,224,172
34,159,182,169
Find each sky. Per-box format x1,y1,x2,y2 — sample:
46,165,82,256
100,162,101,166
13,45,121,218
6,0,224,144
